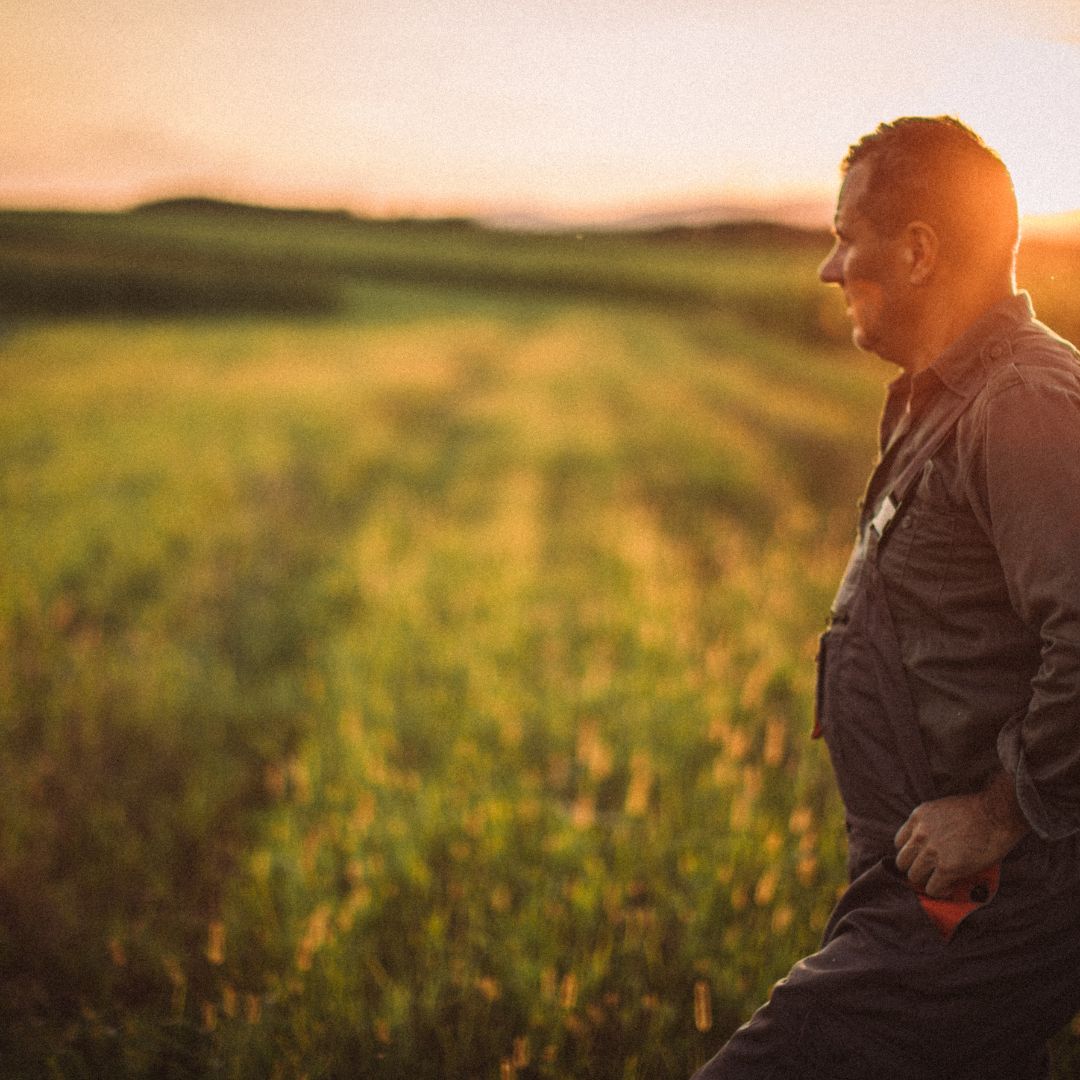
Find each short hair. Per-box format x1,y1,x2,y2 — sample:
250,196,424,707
843,116,1018,275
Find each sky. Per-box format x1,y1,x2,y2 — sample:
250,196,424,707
4,0,1080,226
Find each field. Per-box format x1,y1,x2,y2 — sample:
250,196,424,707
2,206,1079,1078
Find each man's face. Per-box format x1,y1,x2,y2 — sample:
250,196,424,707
818,161,913,362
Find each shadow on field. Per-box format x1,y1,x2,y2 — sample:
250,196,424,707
0,420,367,1073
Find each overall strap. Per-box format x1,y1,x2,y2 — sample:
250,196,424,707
868,385,982,544
860,380,985,807
863,367,1008,940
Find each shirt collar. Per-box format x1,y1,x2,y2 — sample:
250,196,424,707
929,290,1034,395
886,291,1035,409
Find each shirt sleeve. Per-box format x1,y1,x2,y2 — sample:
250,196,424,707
976,363,1080,840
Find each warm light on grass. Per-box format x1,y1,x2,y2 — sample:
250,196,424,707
3,213,1080,1076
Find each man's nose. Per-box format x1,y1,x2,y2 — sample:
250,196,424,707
818,246,843,285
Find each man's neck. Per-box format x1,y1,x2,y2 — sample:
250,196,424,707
902,282,1015,375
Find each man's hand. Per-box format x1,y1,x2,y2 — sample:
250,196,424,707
894,770,1029,898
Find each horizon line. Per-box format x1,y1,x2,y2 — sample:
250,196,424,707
2,191,1079,237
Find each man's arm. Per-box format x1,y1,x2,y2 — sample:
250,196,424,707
894,769,1029,898
897,345,1080,896
978,366,1080,842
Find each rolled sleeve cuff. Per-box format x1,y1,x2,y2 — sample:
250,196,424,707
998,713,1080,842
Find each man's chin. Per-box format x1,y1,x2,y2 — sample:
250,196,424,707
851,326,874,352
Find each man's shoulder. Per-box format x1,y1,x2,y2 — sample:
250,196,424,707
954,318,1080,449
985,315,1080,396
1007,313,1079,368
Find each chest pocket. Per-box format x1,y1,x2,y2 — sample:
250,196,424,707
878,458,998,612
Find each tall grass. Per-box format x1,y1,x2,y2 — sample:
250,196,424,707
1,213,1078,1077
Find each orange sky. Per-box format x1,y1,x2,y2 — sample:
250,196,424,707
4,0,1080,225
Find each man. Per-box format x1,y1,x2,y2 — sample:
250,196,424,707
693,116,1080,1079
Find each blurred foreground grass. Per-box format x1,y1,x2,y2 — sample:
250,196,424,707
2,208,1079,1077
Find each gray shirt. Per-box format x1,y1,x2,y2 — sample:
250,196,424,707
858,292,1080,840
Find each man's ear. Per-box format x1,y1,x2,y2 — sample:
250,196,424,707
903,221,939,285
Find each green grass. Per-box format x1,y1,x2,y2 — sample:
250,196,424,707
1,210,1079,1078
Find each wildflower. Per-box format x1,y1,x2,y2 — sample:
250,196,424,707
694,980,713,1032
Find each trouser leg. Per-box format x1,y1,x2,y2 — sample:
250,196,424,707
695,1025,1049,1080
690,999,820,1080
690,854,1080,1080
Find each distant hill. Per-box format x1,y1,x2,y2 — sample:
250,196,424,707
130,196,831,247
132,197,489,233
480,197,833,234
132,196,359,225
128,195,842,246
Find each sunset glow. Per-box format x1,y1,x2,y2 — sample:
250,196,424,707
4,0,1079,225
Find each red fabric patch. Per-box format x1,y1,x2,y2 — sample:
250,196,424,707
915,863,1001,941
